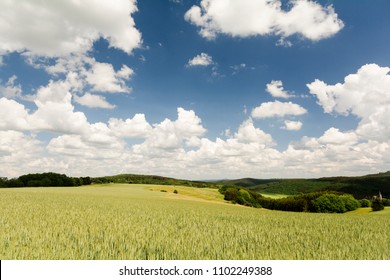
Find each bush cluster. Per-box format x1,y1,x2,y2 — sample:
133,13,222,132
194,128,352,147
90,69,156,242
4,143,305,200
219,186,361,213
311,194,360,213
219,186,262,208
359,199,371,207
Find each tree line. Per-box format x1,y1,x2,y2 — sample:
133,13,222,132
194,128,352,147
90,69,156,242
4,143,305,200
0,172,91,188
219,186,389,213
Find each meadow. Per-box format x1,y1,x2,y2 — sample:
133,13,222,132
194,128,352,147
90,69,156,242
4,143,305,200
0,184,389,260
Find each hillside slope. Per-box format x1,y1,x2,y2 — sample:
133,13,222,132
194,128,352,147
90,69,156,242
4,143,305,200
219,172,390,198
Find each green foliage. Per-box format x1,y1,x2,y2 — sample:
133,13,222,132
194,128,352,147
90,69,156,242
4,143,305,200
311,194,359,213
220,187,262,208
81,177,92,185
312,194,347,213
359,199,371,207
0,173,94,188
372,198,385,211
0,177,7,187
258,196,308,212
221,187,361,213
4,179,24,188
18,172,77,187
256,192,333,212
340,194,361,211
382,198,390,207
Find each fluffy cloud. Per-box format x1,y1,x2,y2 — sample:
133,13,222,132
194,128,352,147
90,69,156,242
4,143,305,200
0,131,43,177
251,100,307,118
108,114,152,138
282,120,303,131
47,131,125,160
235,119,274,146
74,93,115,109
85,62,133,93
133,108,207,152
29,81,89,134
0,0,141,57
282,127,390,176
307,64,390,141
318,128,358,145
266,80,291,98
181,120,280,178
0,80,89,134
186,53,214,67
37,55,134,96
185,0,343,41
0,97,30,130
1,100,390,179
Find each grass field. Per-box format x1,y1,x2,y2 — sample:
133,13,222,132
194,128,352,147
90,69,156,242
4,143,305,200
0,184,389,260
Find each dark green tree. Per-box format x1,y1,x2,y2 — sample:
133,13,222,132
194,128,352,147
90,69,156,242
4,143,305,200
371,197,384,211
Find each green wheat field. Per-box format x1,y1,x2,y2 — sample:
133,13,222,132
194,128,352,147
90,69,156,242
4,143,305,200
0,184,389,260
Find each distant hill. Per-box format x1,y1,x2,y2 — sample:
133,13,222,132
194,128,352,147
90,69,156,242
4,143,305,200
91,174,216,188
2,171,389,199
218,171,390,199
92,171,390,199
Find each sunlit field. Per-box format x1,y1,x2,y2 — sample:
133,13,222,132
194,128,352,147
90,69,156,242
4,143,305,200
0,184,389,260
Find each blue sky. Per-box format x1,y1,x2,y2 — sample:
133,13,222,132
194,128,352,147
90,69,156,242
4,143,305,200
1,0,390,179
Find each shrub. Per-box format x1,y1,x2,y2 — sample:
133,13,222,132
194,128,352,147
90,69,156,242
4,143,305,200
224,188,239,202
359,199,371,207
312,194,347,213
340,195,360,211
382,198,390,207
173,189,178,194
222,187,261,208
236,189,261,207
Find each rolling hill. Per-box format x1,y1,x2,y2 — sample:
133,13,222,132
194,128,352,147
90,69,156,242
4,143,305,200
218,172,390,199
2,171,389,199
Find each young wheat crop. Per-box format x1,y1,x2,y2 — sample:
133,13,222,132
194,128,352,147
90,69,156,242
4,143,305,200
0,185,389,259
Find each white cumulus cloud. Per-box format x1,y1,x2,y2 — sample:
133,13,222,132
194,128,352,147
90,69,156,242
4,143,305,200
0,0,142,57
318,127,358,145
266,80,291,98
251,100,307,119
185,0,344,42
186,53,214,67
307,63,390,142
85,62,133,93
282,120,303,131
74,93,115,109
108,114,152,139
